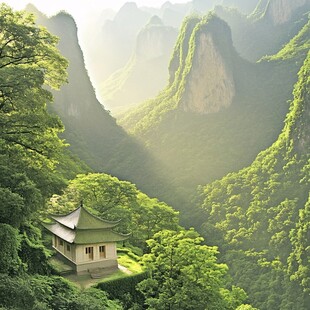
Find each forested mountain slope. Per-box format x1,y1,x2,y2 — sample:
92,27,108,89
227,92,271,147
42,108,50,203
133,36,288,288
25,7,174,197
120,13,303,206
197,50,310,309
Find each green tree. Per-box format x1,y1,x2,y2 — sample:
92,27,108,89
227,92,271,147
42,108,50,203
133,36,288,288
49,173,180,249
0,4,67,159
0,4,67,226
0,223,21,274
0,4,68,222
0,4,68,273
137,229,247,309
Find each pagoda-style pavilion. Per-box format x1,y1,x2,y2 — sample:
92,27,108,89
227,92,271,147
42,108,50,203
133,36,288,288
43,206,129,273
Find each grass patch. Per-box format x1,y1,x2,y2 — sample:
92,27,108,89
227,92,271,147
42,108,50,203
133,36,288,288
118,253,143,274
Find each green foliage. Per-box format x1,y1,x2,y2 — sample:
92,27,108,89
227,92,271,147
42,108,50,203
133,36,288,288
0,4,69,228
0,224,21,274
0,4,82,278
48,173,181,249
19,223,52,274
0,274,121,310
0,274,36,310
262,15,310,63
66,287,123,310
288,195,310,292
197,52,310,308
138,229,247,310
236,305,259,310
96,272,147,309
0,4,67,162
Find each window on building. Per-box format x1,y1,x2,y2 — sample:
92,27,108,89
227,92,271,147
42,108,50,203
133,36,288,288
59,239,63,246
99,245,106,258
85,246,94,259
67,244,71,252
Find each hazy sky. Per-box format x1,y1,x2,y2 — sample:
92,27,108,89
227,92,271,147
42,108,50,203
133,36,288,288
3,0,191,33
3,0,190,16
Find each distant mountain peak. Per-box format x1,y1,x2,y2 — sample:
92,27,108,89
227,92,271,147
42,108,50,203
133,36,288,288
136,16,176,61
148,15,163,26
25,3,47,19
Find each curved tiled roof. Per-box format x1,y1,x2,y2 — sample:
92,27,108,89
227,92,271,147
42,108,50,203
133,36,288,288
51,206,119,230
43,206,129,244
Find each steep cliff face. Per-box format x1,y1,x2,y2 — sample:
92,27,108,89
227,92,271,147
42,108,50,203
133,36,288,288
172,15,236,115
182,32,235,114
121,14,243,132
215,0,310,61
120,12,302,209
265,0,308,25
91,2,151,83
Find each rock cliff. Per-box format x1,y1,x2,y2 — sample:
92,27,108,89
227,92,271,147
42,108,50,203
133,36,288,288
174,14,236,114
182,30,235,114
25,7,168,193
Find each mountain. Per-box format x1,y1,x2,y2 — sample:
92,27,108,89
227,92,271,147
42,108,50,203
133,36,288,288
197,48,310,309
120,13,301,205
24,6,175,198
83,0,266,111
87,2,151,87
215,0,310,61
100,16,178,113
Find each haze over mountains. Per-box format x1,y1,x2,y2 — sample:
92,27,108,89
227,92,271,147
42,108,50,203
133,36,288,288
21,1,310,308
25,0,309,206
26,4,176,199
120,10,306,200
81,0,287,112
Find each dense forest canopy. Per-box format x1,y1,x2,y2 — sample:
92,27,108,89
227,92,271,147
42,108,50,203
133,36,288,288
0,3,67,237
198,51,310,309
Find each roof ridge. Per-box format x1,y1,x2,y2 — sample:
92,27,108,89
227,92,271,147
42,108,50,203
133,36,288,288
79,206,121,225
50,207,79,219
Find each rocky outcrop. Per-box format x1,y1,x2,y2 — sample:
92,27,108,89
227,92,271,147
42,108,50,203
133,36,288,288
182,32,235,114
175,15,236,114
265,0,309,25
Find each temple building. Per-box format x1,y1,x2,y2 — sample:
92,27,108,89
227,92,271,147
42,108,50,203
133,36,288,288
43,206,129,273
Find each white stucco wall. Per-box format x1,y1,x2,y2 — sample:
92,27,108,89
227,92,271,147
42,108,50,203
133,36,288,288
75,242,117,264
52,236,118,273
53,236,76,262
